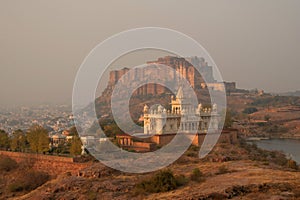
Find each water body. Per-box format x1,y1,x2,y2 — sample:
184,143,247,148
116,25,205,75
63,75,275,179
249,138,300,164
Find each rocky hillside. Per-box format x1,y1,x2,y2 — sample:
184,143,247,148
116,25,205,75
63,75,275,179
4,139,299,200
227,93,300,138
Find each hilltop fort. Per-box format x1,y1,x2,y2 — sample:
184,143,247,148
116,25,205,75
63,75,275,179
100,56,236,102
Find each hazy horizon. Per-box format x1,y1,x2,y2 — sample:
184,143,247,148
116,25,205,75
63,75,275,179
1,0,300,107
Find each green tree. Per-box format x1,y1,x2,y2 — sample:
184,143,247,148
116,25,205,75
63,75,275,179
26,125,49,153
70,135,82,156
103,122,124,137
10,129,27,152
0,130,10,150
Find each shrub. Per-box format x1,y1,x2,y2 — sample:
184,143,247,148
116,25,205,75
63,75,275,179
0,156,18,172
272,152,288,166
287,159,298,170
190,168,204,182
87,190,98,200
189,145,199,152
243,107,258,114
135,170,179,194
264,115,271,121
186,152,197,157
174,155,189,165
175,174,188,186
9,183,24,192
216,165,229,175
8,170,49,192
185,145,200,157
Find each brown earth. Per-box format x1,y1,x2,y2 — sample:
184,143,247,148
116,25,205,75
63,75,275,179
245,105,300,138
4,142,299,200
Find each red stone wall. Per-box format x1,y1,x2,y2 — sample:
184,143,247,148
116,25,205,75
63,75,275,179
151,134,176,146
132,142,156,151
192,129,239,146
0,151,90,176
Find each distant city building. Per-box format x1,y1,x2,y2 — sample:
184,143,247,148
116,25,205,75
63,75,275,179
50,133,66,147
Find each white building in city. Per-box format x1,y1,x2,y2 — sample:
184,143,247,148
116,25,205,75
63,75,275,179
143,86,219,135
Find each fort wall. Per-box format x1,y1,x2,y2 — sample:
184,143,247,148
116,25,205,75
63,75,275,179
0,151,90,176
150,129,238,147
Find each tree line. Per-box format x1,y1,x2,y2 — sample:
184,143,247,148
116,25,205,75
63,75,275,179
0,125,82,156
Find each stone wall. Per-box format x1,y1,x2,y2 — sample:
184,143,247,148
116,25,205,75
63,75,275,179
132,142,156,151
0,151,90,176
150,129,239,147
134,83,167,96
151,134,176,146
192,129,238,146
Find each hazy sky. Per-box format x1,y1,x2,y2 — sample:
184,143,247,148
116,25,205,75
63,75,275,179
0,0,299,107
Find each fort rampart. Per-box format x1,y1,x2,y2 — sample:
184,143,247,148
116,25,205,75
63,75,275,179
0,151,90,176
